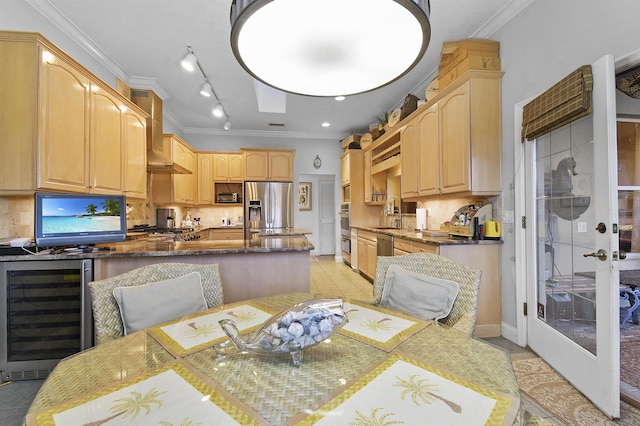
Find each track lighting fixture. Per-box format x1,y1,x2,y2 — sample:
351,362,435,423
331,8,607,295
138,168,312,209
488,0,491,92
180,45,230,129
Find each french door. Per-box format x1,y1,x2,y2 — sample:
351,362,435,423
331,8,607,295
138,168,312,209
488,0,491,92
525,55,620,417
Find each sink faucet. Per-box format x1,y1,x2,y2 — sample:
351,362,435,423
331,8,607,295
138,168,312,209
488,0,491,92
385,196,402,229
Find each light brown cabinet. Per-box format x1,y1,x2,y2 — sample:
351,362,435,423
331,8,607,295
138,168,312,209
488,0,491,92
341,152,351,187
356,230,378,281
438,72,502,195
197,153,213,205
401,104,439,199
213,153,243,182
242,149,294,181
122,109,147,199
392,236,501,337
0,31,147,197
210,228,244,241
151,134,196,205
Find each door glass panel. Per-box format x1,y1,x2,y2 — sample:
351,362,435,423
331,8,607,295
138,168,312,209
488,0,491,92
536,115,597,354
617,120,640,253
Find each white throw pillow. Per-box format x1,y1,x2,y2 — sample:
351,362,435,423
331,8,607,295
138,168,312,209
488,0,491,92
113,271,207,335
380,265,460,321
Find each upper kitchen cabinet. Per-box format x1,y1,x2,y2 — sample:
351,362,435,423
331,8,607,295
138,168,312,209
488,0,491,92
151,134,196,205
196,153,213,205
401,103,439,198
213,153,243,182
122,109,147,198
242,149,295,181
0,31,148,196
438,71,502,195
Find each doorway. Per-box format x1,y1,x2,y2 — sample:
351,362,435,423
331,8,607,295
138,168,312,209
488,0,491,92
297,174,336,256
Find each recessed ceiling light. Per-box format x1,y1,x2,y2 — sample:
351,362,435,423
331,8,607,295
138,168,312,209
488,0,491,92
335,96,345,101
322,122,330,127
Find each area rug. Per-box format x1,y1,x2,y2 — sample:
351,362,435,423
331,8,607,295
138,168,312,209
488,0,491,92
621,337,640,389
513,357,640,425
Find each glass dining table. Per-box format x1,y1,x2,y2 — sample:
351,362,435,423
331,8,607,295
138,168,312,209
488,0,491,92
26,293,523,425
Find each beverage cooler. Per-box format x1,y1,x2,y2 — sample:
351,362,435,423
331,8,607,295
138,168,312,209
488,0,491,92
0,259,93,381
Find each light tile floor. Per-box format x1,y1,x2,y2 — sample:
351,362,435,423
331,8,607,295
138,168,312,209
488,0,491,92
1,255,558,425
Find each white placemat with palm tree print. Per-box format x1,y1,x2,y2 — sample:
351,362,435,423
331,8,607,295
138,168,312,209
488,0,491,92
294,353,520,425
148,301,274,356
339,301,431,351
27,361,266,426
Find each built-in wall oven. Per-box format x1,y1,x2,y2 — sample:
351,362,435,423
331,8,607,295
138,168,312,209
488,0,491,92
339,203,351,264
0,259,93,381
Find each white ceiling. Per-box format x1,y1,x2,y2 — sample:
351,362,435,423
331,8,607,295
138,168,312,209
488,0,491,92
30,0,532,141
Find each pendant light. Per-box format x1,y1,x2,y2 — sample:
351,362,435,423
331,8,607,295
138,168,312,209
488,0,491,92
230,0,431,97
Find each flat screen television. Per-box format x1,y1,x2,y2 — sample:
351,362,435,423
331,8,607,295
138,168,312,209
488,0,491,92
34,193,127,249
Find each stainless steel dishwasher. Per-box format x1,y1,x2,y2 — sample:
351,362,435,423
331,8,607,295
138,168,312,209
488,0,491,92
376,233,394,256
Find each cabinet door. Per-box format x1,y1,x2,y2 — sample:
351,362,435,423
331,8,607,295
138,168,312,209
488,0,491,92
365,240,378,279
363,149,372,202
123,109,147,198
39,55,90,192
228,154,244,181
212,154,229,181
400,121,419,198
357,238,368,276
269,151,293,180
90,88,123,194
341,153,350,186
174,148,195,203
418,103,440,196
439,83,471,194
197,153,213,204
244,151,269,180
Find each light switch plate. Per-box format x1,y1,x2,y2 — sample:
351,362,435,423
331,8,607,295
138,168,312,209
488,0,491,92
577,222,587,233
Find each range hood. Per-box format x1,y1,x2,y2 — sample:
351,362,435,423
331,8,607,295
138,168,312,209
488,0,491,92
131,89,191,174
146,149,192,175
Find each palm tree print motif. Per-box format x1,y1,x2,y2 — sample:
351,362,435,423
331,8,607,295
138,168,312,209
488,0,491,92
82,388,167,425
394,374,462,413
226,310,256,322
349,407,403,425
159,417,202,426
360,317,392,332
184,322,217,338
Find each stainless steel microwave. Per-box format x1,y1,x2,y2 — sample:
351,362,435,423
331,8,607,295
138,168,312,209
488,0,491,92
217,192,238,203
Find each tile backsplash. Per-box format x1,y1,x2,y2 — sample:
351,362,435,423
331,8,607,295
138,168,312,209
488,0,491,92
0,196,33,240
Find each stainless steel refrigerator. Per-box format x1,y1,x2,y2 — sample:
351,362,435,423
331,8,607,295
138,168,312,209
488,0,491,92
244,181,293,238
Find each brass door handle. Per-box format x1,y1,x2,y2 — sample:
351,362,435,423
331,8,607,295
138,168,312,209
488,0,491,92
583,249,607,261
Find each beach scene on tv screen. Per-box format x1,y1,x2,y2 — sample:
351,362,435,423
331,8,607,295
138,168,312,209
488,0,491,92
42,197,121,234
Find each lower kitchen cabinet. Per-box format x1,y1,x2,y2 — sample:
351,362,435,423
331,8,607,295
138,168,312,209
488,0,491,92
210,228,244,241
393,237,501,338
356,230,377,281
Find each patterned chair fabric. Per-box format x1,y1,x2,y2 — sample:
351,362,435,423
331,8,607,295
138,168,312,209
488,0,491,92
88,263,224,345
372,253,482,337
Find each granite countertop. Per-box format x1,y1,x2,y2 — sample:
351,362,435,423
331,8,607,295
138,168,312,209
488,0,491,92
351,225,502,246
0,236,314,261
256,228,312,236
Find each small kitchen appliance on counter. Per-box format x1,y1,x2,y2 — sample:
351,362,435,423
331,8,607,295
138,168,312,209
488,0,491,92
156,208,176,229
484,220,502,240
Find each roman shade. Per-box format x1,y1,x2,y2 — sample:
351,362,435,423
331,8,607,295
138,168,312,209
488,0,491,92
522,65,593,141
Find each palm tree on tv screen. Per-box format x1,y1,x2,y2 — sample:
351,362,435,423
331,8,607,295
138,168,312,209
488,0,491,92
101,199,120,216
85,203,98,215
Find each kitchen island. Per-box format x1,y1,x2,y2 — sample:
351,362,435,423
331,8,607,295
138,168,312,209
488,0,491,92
0,237,314,304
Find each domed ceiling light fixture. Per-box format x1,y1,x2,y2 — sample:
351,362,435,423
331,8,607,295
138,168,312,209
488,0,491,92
230,0,431,97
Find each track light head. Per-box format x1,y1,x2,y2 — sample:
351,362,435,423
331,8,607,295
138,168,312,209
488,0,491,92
223,120,231,130
181,52,197,71
200,81,212,97
213,103,225,118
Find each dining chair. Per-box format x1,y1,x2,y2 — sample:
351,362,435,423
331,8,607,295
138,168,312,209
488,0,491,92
88,263,224,344
371,253,482,336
